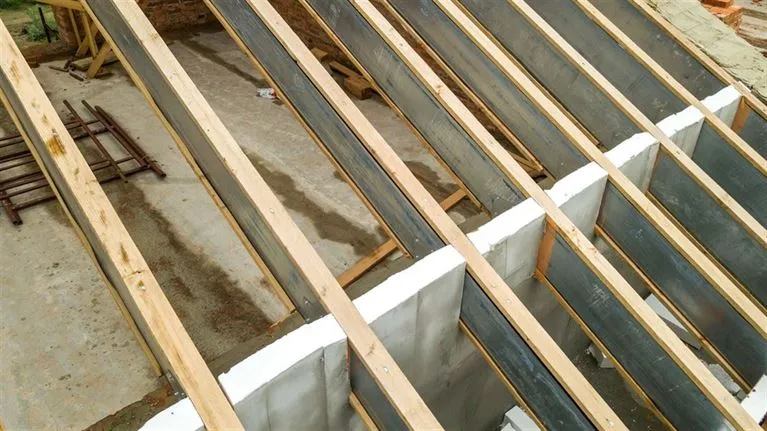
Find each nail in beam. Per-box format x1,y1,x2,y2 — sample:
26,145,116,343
79,0,443,428
201,0,629,428
451,0,767,386
589,0,767,159
337,0,760,428
0,22,244,430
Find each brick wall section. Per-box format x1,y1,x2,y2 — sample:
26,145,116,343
54,0,217,48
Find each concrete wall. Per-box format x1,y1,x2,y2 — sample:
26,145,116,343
140,125,662,430
656,85,741,155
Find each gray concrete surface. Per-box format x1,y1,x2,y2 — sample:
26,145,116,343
0,27,467,430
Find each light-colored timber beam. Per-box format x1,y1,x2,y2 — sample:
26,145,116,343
501,0,766,247
78,0,441,428
570,0,767,176
615,0,767,125
208,0,624,428
0,22,243,431
371,0,761,427
477,0,767,350
35,0,84,11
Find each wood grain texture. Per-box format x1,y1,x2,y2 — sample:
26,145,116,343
80,0,445,428
266,0,628,427
0,21,243,431
386,0,761,427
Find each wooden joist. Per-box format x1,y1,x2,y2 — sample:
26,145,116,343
78,0,443,428
372,0,761,428
595,0,767,153
565,0,767,177
454,0,767,386
204,0,624,428
0,21,243,431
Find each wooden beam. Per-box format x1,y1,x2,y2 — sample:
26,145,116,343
81,12,98,57
67,9,80,49
571,0,767,176
0,21,242,431
614,0,767,125
349,393,380,431
75,18,99,58
337,189,466,289
36,0,84,11
229,0,625,428
86,43,112,78
460,0,767,362
372,0,760,428
79,0,441,428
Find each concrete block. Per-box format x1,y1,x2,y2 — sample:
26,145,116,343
354,246,466,392
605,132,660,190
657,106,705,155
587,343,614,369
217,313,346,430
741,375,767,423
503,406,540,431
471,198,545,286
702,85,741,127
546,162,608,237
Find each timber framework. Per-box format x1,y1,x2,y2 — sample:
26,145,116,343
2,0,767,429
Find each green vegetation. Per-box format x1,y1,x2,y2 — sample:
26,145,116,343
0,0,24,9
23,5,57,41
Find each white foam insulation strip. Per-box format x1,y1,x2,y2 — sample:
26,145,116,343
141,111,666,430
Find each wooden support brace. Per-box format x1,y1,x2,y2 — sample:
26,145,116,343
349,393,380,431
534,218,556,279
337,189,466,288
81,12,98,57
86,43,113,78
36,0,84,11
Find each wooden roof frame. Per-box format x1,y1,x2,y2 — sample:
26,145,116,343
0,21,244,430
450,0,767,387
6,0,764,427
201,0,625,427
72,0,444,428
301,0,760,428
570,0,767,176
366,0,762,427
615,0,767,128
